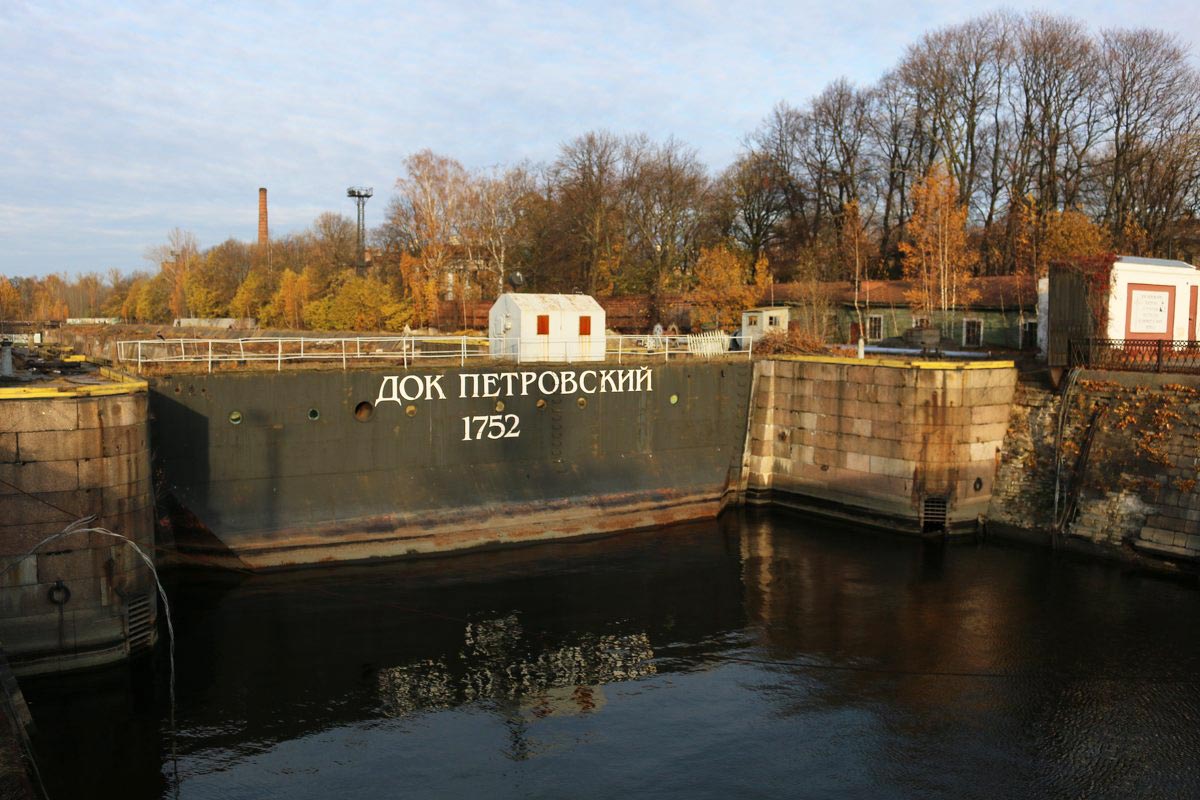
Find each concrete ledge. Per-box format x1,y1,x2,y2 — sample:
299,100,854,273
771,355,1015,371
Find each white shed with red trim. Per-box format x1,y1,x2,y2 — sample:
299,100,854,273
1105,256,1200,341
488,293,606,362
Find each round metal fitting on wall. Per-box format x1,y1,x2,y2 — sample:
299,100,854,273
47,581,71,605
228,410,243,425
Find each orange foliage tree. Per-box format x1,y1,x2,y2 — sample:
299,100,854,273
688,243,771,329
900,163,979,328
0,277,22,319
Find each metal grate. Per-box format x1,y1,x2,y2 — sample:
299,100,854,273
1068,339,1200,374
125,593,155,654
922,496,948,533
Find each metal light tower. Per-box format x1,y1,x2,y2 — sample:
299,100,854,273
347,186,373,271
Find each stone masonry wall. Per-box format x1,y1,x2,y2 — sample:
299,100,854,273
744,357,1018,531
989,370,1200,565
0,391,156,673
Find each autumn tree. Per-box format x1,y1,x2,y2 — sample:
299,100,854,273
900,163,979,329
688,243,771,329
0,277,22,319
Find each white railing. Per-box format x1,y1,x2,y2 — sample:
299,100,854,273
115,334,753,372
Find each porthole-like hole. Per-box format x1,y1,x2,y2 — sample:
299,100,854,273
669,393,679,405
405,405,417,417
494,400,505,413
173,385,181,395
354,401,374,422
577,397,587,409
228,410,243,425
308,408,320,421
536,399,547,410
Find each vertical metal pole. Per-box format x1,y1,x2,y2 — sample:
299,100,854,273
618,336,622,365
403,337,408,369
137,341,142,371
277,339,282,371
665,337,669,362
207,340,212,373
748,337,753,360
461,335,466,366
342,339,347,370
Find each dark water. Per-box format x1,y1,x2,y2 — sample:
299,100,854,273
22,509,1200,799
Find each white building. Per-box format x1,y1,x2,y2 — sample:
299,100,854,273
488,293,606,362
1102,256,1200,341
740,306,790,345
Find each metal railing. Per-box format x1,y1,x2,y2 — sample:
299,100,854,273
115,334,754,372
1068,339,1200,374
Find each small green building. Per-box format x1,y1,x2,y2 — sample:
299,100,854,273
776,276,1039,351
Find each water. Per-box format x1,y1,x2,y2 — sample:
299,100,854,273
22,509,1200,799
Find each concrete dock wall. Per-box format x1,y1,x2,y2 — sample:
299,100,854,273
0,381,157,675
743,357,1018,533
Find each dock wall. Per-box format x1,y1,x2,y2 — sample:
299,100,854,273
0,379,158,675
743,357,1018,533
989,370,1200,568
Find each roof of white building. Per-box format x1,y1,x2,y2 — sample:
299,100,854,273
493,293,604,313
1115,255,1197,270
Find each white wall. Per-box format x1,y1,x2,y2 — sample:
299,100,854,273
1105,263,1199,340
489,295,605,362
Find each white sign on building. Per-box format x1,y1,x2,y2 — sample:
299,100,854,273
1128,290,1170,334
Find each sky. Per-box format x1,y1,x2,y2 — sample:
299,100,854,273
2,0,1199,278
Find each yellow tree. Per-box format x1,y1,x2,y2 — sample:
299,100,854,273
900,163,979,329
0,277,23,319
270,268,312,329
688,243,770,329
1042,208,1110,266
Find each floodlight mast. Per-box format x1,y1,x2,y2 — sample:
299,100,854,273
347,187,373,271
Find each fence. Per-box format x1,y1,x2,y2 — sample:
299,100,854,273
1068,339,1200,374
115,334,754,372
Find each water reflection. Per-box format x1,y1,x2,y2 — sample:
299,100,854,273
21,509,1200,799
375,613,655,718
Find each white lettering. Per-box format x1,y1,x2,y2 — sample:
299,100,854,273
520,371,537,396
482,373,500,397
500,372,519,397
560,371,578,395
399,375,425,401
618,369,635,392
423,374,446,400
459,373,480,399
635,367,653,392
537,371,560,395
580,370,598,393
375,376,402,405
600,370,620,393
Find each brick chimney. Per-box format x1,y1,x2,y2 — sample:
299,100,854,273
258,187,268,246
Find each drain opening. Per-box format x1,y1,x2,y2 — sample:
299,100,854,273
125,593,155,654
922,496,948,533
